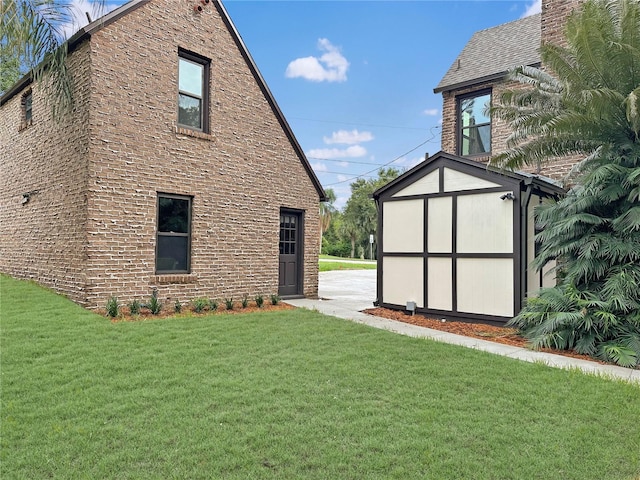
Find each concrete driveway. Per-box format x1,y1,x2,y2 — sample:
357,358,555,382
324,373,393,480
318,269,377,311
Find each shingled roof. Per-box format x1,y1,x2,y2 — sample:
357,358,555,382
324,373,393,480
434,13,541,93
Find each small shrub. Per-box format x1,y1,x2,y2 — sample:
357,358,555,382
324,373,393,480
209,299,218,311
128,299,141,316
106,296,119,318
174,299,182,313
255,294,264,308
192,297,208,313
225,297,234,310
241,295,249,309
270,294,280,306
148,290,162,315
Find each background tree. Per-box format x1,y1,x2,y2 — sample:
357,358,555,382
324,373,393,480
342,167,401,259
319,187,337,250
492,0,640,366
0,44,22,94
1,0,105,116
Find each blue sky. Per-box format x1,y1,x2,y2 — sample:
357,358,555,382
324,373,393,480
65,0,541,208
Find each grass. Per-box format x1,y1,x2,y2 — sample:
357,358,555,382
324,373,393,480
319,261,377,272
319,254,377,272
2,275,640,479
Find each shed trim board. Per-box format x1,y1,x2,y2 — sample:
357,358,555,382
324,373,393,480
373,152,564,324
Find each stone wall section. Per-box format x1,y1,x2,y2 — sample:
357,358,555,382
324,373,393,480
0,43,92,302
0,0,321,308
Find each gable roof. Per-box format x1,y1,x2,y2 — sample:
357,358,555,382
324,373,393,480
434,13,541,94
372,151,564,200
1,0,326,201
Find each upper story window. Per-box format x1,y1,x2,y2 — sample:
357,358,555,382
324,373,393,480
178,50,210,132
20,90,33,129
156,193,192,274
458,91,491,156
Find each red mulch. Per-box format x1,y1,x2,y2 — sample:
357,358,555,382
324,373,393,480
362,307,604,364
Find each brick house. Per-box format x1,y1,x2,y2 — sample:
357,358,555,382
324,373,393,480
435,0,583,180
0,0,325,309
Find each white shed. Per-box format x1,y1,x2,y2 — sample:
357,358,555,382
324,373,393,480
372,152,565,324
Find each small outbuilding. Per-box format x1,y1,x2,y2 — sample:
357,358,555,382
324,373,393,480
372,152,565,324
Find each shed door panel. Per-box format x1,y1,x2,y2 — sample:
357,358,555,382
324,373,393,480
457,192,513,254
427,257,452,311
457,258,514,317
382,257,424,308
427,196,452,253
383,200,423,253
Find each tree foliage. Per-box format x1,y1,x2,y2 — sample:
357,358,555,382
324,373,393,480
1,0,104,116
493,0,640,366
342,168,401,258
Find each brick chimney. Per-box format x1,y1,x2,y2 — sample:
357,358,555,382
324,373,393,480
541,0,584,47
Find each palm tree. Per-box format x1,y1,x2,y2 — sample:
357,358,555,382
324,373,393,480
319,188,337,250
1,0,105,116
491,0,640,367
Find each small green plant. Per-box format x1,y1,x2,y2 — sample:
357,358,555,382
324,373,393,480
192,297,208,313
270,294,280,305
174,299,182,314
106,296,119,318
255,294,264,308
128,299,141,316
224,297,234,310
209,299,218,311
148,289,162,315
241,295,249,309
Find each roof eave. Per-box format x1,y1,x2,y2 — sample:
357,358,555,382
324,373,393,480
433,61,541,94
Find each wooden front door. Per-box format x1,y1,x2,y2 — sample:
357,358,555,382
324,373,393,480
278,210,302,296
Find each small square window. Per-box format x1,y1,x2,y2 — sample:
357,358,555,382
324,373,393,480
458,91,491,156
21,91,33,127
178,50,210,132
156,194,192,273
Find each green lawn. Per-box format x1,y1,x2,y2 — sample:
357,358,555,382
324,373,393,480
2,275,639,479
319,255,377,271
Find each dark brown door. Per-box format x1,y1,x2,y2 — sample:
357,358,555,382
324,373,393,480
278,211,302,296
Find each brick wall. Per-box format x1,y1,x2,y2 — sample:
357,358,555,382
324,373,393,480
0,43,92,301
0,0,321,309
541,0,583,48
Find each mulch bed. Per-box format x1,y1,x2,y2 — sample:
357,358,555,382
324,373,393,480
105,301,295,323
362,307,604,364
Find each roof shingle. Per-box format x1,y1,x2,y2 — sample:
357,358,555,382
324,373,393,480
434,13,541,93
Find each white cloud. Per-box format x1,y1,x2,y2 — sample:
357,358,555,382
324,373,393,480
311,162,328,172
338,161,349,168
423,108,439,116
521,0,541,18
307,145,366,160
285,38,349,82
323,129,373,145
336,175,349,183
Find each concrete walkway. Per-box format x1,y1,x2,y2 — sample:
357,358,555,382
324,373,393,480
288,270,640,385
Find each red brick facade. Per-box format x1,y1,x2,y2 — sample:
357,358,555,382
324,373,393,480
0,0,323,309
438,0,584,181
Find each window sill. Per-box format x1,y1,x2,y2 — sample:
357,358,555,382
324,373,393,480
174,125,214,141
153,274,198,284
18,120,33,132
